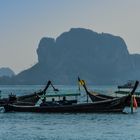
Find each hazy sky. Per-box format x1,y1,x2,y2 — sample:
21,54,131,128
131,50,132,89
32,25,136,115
0,0,140,73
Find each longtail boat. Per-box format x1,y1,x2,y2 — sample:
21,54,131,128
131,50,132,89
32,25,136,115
78,77,116,102
4,78,138,113
4,81,134,113
78,77,139,107
0,81,58,106
4,96,128,113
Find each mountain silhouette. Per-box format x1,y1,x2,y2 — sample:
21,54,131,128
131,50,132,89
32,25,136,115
0,67,15,77
0,28,140,85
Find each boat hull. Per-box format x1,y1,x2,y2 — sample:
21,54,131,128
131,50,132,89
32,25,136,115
4,96,128,113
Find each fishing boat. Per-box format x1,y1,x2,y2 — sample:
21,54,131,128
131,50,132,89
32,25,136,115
4,95,129,113
78,77,116,102
4,78,138,113
0,81,58,106
118,81,135,89
78,77,139,107
4,82,132,113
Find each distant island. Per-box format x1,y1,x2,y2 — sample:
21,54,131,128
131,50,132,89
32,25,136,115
0,67,15,77
0,28,140,85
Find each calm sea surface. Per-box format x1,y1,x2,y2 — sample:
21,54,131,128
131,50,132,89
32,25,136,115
0,85,140,140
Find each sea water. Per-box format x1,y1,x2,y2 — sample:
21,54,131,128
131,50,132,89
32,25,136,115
0,85,140,140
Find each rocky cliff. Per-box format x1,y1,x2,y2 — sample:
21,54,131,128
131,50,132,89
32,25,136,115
0,28,139,85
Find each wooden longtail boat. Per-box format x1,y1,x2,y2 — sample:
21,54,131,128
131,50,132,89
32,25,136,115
78,77,139,107
4,79,138,113
4,80,133,113
4,95,128,113
0,81,58,106
78,77,116,102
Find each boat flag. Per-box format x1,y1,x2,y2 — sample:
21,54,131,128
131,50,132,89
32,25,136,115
78,78,85,86
78,77,84,85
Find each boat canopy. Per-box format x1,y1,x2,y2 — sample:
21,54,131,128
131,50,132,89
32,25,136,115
44,92,80,97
